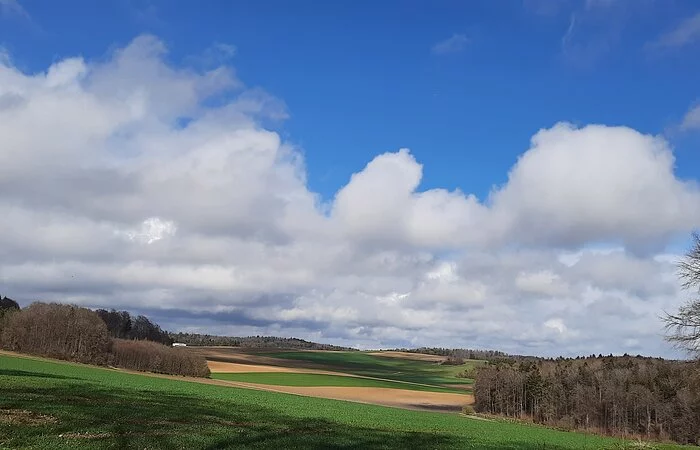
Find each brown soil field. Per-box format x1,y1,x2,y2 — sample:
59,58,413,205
212,380,473,413
368,351,447,363
206,360,355,376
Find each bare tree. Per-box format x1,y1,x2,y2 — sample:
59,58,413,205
665,232,700,357
473,355,700,444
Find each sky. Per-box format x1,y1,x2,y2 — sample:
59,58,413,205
1,0,699,357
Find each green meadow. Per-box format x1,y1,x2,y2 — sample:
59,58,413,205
0,353,682,449
258,350,480,385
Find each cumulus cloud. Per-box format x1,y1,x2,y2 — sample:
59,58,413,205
118,218,177,244
0,35,697,357
333,124,700,251
490,123,700,250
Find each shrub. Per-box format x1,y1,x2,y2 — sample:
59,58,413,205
557,415,575,432
456,367,479,379
109,338,210,377
0,302,111,364
441,355,465,365
461,405,476,415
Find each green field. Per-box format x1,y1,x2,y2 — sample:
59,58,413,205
0,353,681,449
211,372,470,393
258,351,479,385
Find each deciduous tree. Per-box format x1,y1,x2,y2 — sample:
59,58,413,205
665,232,700,357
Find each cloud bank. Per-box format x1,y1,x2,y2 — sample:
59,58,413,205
1,35,698,356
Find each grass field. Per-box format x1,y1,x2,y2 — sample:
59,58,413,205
258,351,479,385
0,353,682,449
211,372,469,393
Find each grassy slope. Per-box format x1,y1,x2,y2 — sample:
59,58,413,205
211,372,470,393
0,354,681,450
259,351,479,385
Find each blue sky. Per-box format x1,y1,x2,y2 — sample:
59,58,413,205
3,0,699,200
1,0,700,356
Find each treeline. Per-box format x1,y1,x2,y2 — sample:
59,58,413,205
473,355,700,445
110,338,208,377
170,332,356,351
0,302,209,378
96,308,172,345
389,347,511,362
1,302,111,364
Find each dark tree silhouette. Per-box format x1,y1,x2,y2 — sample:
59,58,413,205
0,296,20,316
95,309,171,345
665,232,700,357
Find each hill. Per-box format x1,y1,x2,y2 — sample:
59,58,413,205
1,352,681,449
169,332,356,351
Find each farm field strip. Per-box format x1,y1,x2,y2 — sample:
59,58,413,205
212,382,473,413
256,350,478,386
1,353,678,449
368,351,449,362
211,372,471,394
200,347,477,391
206,359,354,376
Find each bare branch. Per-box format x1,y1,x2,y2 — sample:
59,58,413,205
664,233,700,357
678,232,700,292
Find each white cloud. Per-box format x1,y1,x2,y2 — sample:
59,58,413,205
544,318,567,334
431,34,469,55
490,123,700,249
680,104,700,131
0,35,696,358
648,12,700,50
332,123,700,251
119,218,177,244
516,270,569,297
